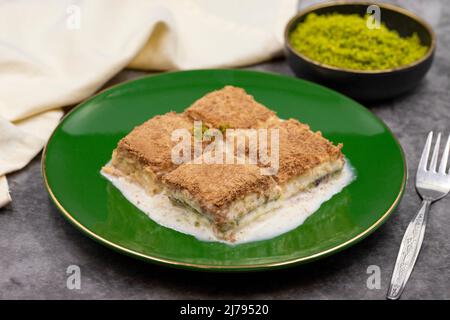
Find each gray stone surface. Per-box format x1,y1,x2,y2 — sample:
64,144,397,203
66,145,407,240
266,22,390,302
1,1,449,300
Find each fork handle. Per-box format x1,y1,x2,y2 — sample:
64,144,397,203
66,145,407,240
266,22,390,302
387,200,431,300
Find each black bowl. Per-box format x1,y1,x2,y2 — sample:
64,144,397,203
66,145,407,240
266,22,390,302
284,1,436,101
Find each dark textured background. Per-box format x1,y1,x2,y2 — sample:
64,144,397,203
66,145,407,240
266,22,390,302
1,0,449,299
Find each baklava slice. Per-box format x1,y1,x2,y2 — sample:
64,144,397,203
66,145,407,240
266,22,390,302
273,119,345,198
102,112,194,194
162,156,281,241
185,85,280,130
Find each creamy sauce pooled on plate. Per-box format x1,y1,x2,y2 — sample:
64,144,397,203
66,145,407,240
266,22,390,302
102,162,355,245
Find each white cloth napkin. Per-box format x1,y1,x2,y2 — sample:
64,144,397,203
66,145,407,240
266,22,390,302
0,0,297,207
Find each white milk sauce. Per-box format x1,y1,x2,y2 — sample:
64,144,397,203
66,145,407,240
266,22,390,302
101,162,355,245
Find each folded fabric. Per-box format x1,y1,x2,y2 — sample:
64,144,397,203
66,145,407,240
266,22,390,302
0,176,10,208
0,0,297,207
1,109,64,171
0,0,297,122
0,110,64,206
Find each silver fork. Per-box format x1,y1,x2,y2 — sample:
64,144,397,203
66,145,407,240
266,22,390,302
387,132,450,300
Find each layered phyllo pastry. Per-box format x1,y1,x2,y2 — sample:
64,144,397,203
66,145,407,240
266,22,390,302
102,86,348,243
102,112,193,194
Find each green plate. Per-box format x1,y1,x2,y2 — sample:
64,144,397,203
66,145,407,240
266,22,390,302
43,70,406,271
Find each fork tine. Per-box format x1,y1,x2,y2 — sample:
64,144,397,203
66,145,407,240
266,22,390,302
430,132,441,172
439,134,450,174
419,132,433,171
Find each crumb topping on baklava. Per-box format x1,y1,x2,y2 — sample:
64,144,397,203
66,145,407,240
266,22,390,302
185,85,278,129
273,119,343,184
163,161,277,210
116,112,193,175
